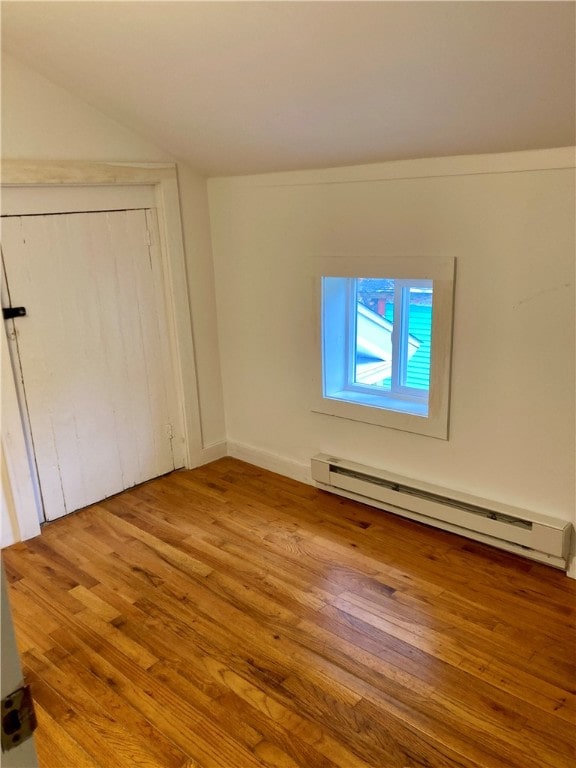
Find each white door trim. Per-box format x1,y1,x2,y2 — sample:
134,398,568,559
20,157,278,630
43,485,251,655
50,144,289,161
2,183,156,215
1,161,203,544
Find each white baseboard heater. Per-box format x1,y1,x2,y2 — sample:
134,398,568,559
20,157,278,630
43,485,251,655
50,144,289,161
311,454,572,570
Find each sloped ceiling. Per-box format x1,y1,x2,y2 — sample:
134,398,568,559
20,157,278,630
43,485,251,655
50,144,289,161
2,1,575,176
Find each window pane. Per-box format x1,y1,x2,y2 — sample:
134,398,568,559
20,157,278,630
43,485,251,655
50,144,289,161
404,286,433,390
354,278,394,389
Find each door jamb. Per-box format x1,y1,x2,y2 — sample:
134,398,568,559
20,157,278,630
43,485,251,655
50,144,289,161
1,160,203,544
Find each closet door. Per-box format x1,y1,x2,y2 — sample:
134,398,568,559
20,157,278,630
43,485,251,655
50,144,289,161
2,208,185,521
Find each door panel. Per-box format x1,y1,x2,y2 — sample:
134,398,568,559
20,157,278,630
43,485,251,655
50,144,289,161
2,209,184,521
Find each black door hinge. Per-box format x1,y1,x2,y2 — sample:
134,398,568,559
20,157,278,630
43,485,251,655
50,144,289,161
2,307,26,320
1,685,37,753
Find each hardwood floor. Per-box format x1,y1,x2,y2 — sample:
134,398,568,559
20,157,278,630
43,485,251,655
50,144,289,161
3,458,575,768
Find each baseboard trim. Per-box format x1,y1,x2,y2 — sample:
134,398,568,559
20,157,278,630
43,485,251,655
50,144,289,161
227,441,312,485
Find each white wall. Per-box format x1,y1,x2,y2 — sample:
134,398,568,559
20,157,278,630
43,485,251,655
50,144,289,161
1,53,169,162
209,150,575,524
1,52,226,454
2,52,574,546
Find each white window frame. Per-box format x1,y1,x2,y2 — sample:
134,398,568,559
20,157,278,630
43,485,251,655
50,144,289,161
312,258,456,439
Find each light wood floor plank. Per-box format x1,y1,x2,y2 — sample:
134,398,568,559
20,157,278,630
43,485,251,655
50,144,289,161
3,458,575,768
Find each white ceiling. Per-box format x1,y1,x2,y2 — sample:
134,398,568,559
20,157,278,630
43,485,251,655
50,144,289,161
2,1,575,177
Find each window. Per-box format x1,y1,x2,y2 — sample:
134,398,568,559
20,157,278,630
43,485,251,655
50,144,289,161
323,276,433,415
313,259,455,439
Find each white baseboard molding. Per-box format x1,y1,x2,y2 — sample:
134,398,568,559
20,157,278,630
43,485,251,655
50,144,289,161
227,441,312,485
189,441,228,467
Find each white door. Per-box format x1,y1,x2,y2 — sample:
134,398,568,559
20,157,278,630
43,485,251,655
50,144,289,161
1,208,185,521
1,566,39,766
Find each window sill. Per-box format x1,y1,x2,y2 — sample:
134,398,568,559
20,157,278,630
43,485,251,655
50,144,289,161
311,392,448,439
325,389,429,417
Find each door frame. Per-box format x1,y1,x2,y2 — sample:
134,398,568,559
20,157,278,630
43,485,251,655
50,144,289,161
1,160,203,544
